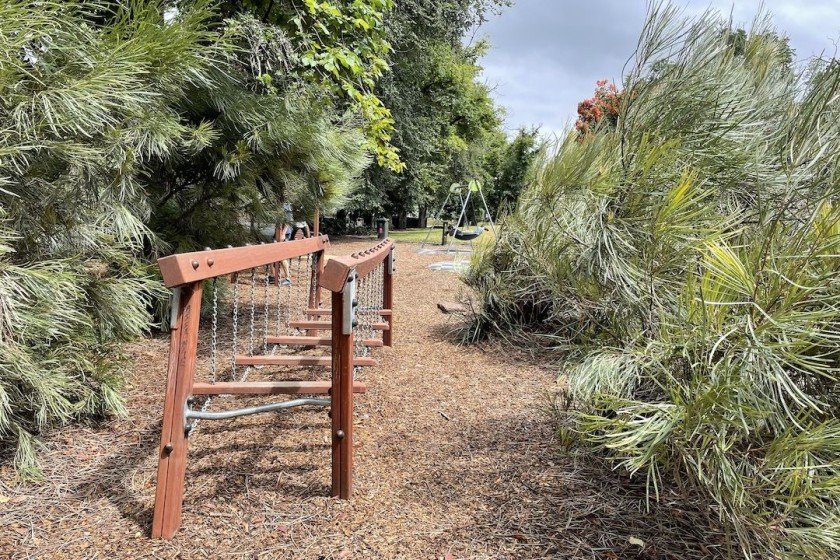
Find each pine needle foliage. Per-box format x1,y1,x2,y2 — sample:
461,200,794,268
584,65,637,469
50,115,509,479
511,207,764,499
466,4,840,557
0,0,219,477
1,0,376,476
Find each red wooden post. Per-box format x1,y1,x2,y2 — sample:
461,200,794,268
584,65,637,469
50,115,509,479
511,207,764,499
152,281,203,539
383,250,394,347
330,274,355,499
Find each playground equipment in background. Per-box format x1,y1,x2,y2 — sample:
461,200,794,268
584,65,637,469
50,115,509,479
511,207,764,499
151,236,395,539
419,180,495,255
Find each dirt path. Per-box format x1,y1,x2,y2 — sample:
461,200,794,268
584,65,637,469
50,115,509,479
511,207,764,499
1,239,717,559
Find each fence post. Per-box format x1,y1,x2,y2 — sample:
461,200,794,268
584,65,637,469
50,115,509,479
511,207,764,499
383,249,394,347
152,280,203,539
331,271,355,498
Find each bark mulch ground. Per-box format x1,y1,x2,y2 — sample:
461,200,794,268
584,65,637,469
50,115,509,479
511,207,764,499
1,239,728,559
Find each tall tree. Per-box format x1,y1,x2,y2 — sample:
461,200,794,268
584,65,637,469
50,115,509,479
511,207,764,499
356,0,508,228
484,127,541,215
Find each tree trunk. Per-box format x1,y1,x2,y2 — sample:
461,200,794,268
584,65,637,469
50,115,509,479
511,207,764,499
418,205,427,229
397,211,407,230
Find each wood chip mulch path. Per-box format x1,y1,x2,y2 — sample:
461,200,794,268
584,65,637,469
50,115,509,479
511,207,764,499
1,239,728,559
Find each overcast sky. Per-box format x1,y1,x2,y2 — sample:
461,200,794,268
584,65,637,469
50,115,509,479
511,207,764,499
473,1,840,138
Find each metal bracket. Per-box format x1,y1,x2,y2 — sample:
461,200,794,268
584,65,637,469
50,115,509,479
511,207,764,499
169,287,181,330
343,270,358,335
387,247,396,274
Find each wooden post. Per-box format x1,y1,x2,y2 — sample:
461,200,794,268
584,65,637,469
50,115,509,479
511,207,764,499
331,275,355,499
152,281,203,539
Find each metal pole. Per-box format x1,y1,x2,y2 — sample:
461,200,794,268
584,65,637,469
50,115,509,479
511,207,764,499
447,189,472,254
185,398,329,422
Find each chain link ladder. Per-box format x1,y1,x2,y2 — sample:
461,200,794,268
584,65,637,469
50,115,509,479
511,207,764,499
231,273,238,379
308,252,318,310
291,256,297,321
263,265,270,354
276,260,283,336
249,267,256,356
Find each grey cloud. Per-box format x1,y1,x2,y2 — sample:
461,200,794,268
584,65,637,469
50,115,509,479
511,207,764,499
475,0,840,137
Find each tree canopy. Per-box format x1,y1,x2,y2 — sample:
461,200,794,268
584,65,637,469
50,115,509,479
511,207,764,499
354,0,510,227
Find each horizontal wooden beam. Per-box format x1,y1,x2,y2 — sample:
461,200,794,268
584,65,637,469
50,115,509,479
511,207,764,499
306,308,392,317
319,239,394,292
267,336,382,347
288,321,389,331
191,381,367,395
234,355,377,367
157,235,329,287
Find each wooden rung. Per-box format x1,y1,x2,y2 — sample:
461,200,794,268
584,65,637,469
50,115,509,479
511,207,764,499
306,308,392,317
305,309,333,316
287,320,331,330
288,320,389,331
267,336,382,347
235,355,377,367
191,381,367,395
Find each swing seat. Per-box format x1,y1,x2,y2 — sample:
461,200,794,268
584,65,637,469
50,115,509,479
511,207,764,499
449,226,485,241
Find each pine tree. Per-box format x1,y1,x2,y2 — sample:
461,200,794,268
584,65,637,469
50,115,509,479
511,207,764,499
467,4,840,557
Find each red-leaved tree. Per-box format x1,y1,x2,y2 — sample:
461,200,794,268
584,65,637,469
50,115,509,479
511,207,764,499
575,79,623,136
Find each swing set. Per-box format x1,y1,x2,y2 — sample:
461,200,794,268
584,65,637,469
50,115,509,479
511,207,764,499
419,180,495,254
152,235,395,539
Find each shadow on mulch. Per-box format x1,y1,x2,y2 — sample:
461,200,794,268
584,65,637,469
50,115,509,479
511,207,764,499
70,408,334,535
71,421,161,531
408,409,732,559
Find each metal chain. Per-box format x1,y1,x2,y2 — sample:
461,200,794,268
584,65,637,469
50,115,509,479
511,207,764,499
211,278,218,383
309,253,317,310
286,257,294,332
263,265,270,353
276,262,283,336
231,274,238,379
249,267,256,355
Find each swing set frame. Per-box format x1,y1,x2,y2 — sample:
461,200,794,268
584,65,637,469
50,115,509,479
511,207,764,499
419,181,496,254
152,236,395,539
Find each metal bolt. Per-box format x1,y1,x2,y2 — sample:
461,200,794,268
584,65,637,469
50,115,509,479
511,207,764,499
164,443,174,454
191,260,199,269
336,430,345,440
204,247,211,251
207,258,215,267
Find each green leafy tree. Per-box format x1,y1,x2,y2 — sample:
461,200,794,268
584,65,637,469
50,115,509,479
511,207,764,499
356,0,508,228
484,127,540,215
146,11,370,251
220,0,401,171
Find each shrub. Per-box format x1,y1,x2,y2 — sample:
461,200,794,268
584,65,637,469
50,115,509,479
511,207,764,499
466,4,840,558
